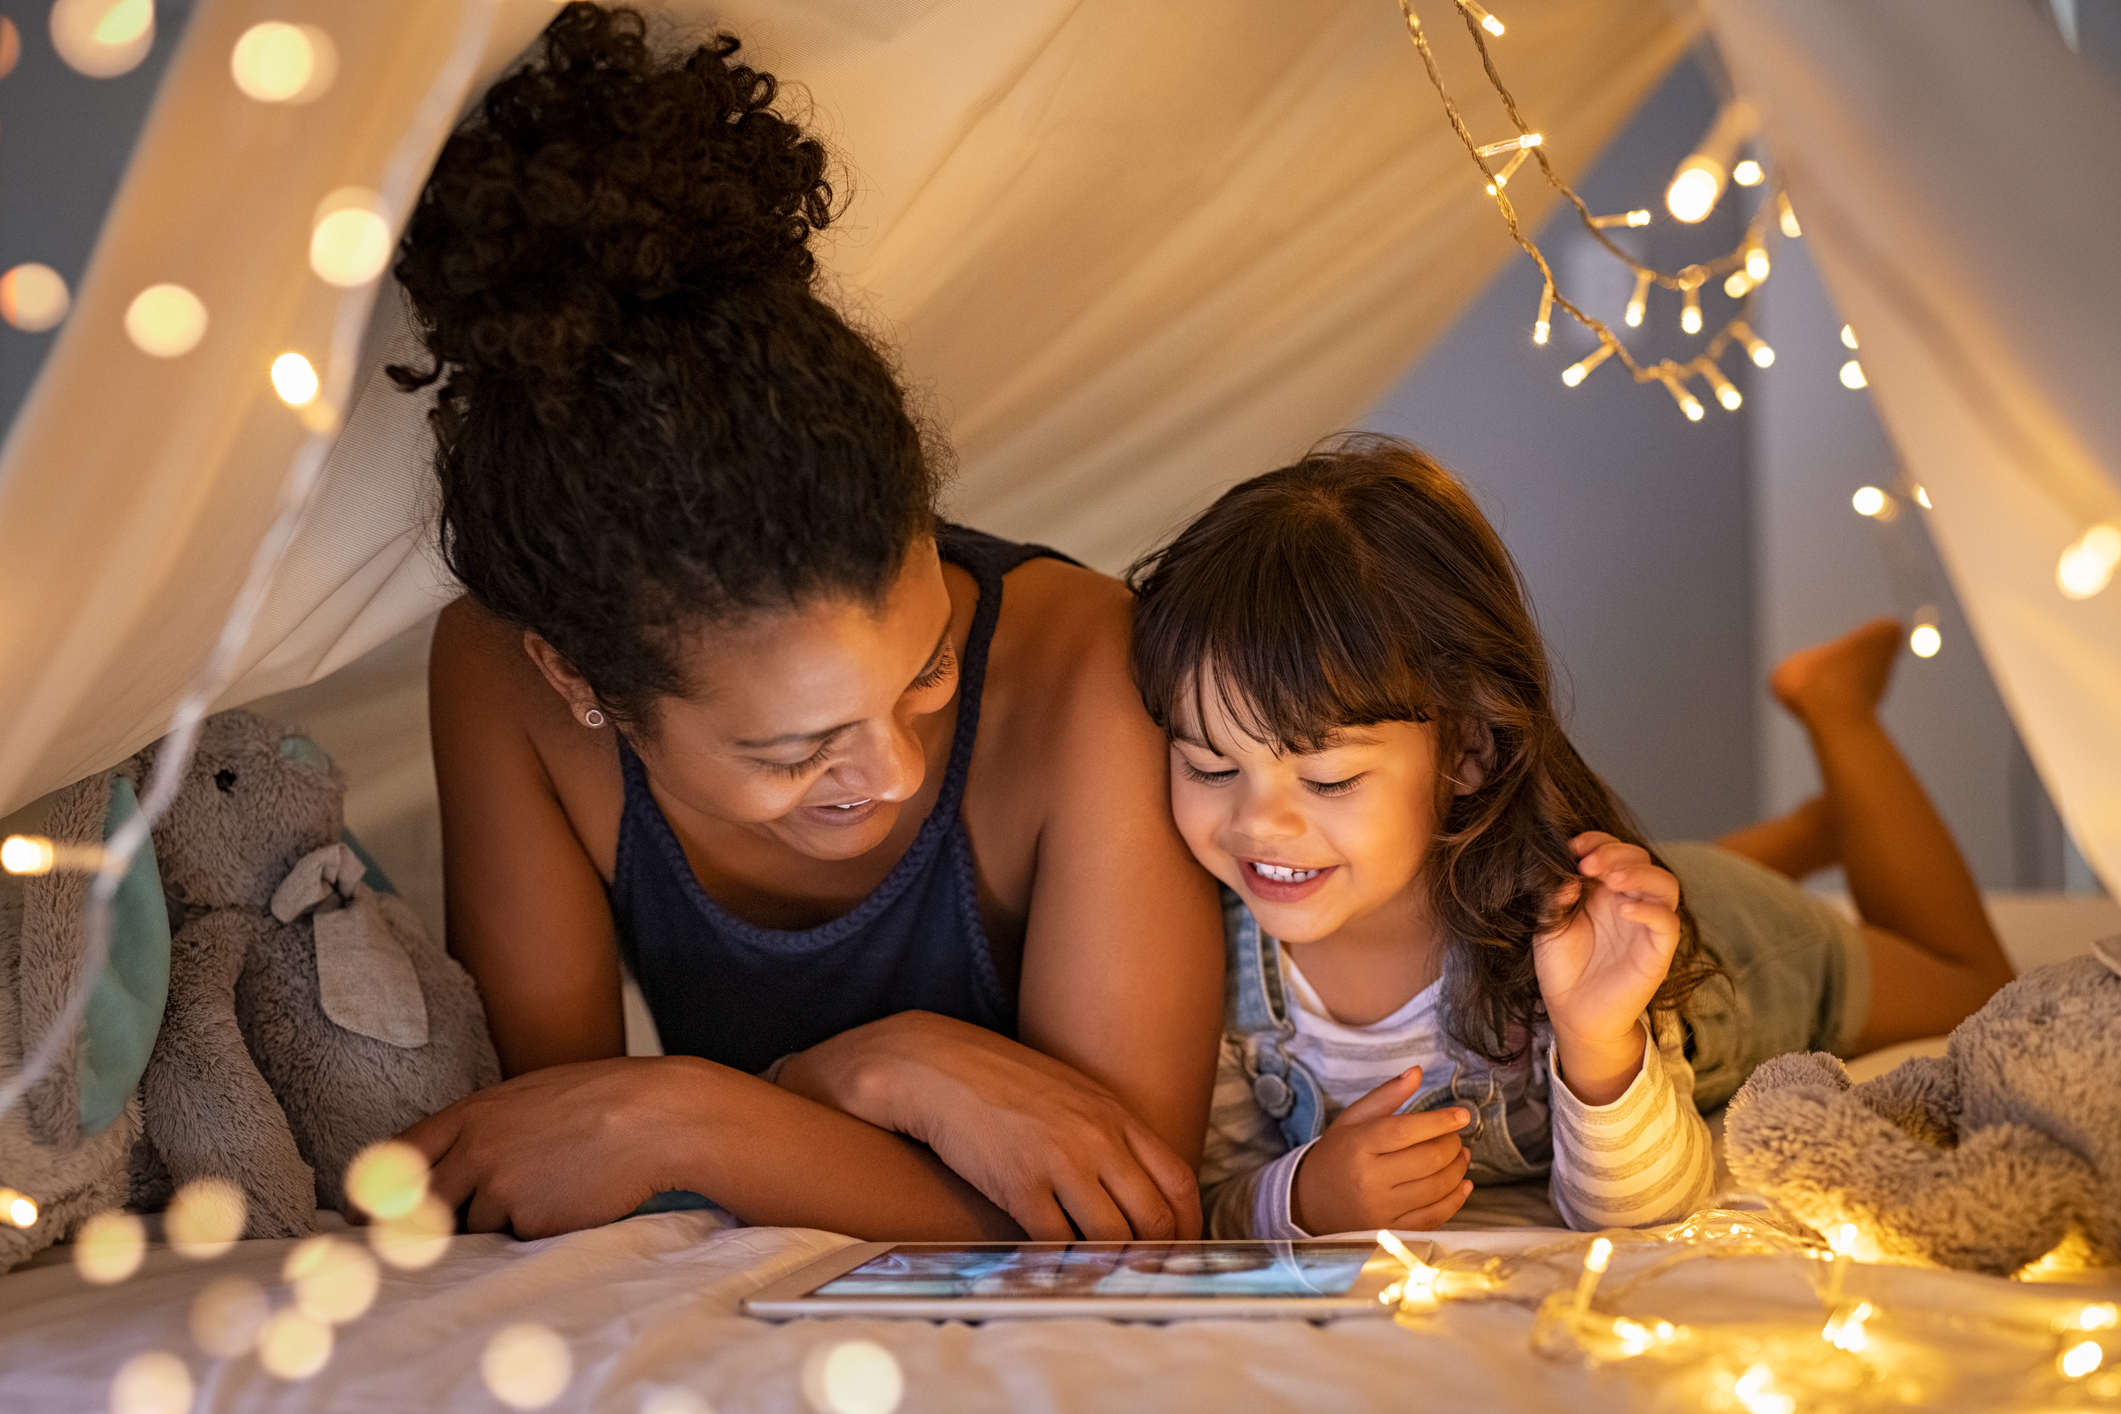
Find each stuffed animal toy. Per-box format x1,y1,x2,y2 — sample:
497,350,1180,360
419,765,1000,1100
0,709,498,1271
1725,940,2121,1276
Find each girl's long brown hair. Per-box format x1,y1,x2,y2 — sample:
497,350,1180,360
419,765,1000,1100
1127,433,1717,1063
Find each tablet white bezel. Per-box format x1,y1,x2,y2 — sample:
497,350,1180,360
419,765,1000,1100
740,1239,1415,1321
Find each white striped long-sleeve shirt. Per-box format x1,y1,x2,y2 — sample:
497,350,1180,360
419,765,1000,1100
1198,949,1714,1236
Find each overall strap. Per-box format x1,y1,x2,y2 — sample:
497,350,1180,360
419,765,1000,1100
1220,886,1330,1149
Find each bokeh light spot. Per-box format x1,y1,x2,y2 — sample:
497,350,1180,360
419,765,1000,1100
229,22,335,103
345,1139,428,1220
257,1308,333,1381
1909,624,1942,659
110,1349,192,1414
271,352,319,406
166,1177,246,1259
639,1387,715,1414
50,0,155,78
802,1341,903,1414
124,284,209,359
2,263,72,332
0,1186,38,1227
369,1192,453,1270
0,17,21,81
482,1323,572,1410
309,192,392,288
189,1276,270,1358
285,1235,379,1325
75,1210,147,1285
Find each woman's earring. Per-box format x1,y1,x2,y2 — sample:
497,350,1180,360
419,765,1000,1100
582,708,607,729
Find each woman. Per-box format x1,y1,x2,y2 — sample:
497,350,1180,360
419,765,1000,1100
393,4,1223,1241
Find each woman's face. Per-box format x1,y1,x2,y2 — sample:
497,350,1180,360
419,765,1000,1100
1167,683,1466,945
631,538,959,862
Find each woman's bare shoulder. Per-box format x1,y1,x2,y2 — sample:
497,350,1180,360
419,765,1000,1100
986,557,1143,738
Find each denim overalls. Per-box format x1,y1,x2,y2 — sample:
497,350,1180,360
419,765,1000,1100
1220,887,1553,1185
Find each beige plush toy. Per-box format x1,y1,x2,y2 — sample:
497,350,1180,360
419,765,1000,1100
1725,940,2121,1276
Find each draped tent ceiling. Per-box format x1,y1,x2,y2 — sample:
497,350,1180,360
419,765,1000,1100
0,0,2115,894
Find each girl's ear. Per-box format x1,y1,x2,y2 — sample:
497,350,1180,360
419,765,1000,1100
1449,719,1497,796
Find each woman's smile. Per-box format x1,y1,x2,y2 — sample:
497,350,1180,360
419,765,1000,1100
799,796,885,829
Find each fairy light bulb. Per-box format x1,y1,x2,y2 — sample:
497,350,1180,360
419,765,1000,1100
1662,374,1705,421
1910,621,1942,658
1913,484,1932,508
1681,284,1703,334
1590,210,1652,229
1733,158,1764,186
1730,321,1774,367
257,1308,333,1380
1532,284,1553,345
125,283,208,358
1666,100,1758,223
2,835,54,874
1703,364,1742,410
1851,486,1889,517
271,353,319,407
49,0,154,78
1777,191,1802,238
1745,243,1770,282
230,22,336,104
1841,324,1859,349
309,189,393,288
1,263,71,332
1666,166,1721,223
1457,0,1506,36
1485,146,1531,194
2062,1341,2105,1379
1562,341,1614,387
1474,132,1541,158
1725,270,1754,298
1840,359,1868,389
2080,1304,2120,1330
2058,523,2121,599
1823,1299,1874,1352
0,1187,37,1227
1569,1237,1614,1318
802,1340,904,1414
1734,1363,1795,1414
110,1350,192,1414
74,1210,146,1284
1625,270,1651,328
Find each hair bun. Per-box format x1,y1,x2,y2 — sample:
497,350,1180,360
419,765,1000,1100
394,3,833,388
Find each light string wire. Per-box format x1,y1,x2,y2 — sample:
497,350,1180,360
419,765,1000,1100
0,0,504,1129
1394,0,1777,408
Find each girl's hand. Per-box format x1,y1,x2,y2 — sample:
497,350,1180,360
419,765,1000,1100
1291,1067,1472,1236
1533,833,1682,1105
774,1011,1202,1242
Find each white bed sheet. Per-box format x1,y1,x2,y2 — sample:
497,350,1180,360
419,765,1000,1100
4,1210,2114,1413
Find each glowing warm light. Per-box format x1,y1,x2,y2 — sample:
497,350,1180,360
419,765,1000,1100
0,16,20,81
2080,1304,2120,1331
802,1340,904,1414
167,1177,246,1259
286,1236,379,1325
1586,1237,1614,1274
1681,285,1703,334
2,836,54,875
0,1187,37,1227
258,1308,333,1381
1823,1299,1874,1352
1532,285,1553,346
270,353,320,407
1852,486,1889,517
1733,1363,1796,1414
346,1139,429,1219
1778,192,1802,238
1663,375,1705,421
50,0,154,78
189,1277,270,1358
230,22,335,103
1,263,71,332
369,1193,453,1270
1457,0,1506,37
110,1349,192,1414
1613,1317,1652,1355
2063,1340,2106,1378
1590,210,1652,229
1913,484,1932,509
1562,342,1615,387
2057,523,2121,599
1474,132,1541,157
1625,270,1651,328
309,190,393,288
125,284,208,358
75,1210,147,1284
1484,146,1530,194
1703,365,1742,411
1841,324,1859,349
483,1323,573,1410
1730,321,1774,368
1840,360,1867,389
1666,163,1723,223
1724,270,1753,298
1910,623,1941,658
1733,159,1764,186
1745,244,1770,282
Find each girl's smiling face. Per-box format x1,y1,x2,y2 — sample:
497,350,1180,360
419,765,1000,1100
1168,680,1484,946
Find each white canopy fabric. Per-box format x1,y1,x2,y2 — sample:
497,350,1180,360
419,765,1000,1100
0,0,1686,817
1703,0,2121,892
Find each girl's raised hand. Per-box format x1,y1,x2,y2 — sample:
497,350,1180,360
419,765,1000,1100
1532,833,1682,1105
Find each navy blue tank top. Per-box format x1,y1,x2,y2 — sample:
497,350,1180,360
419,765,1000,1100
609,526,1070,1074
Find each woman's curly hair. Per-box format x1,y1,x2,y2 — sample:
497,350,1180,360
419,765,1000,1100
1127,434,1718,1064
391,2,940,726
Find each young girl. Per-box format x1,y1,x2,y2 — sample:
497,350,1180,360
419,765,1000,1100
1128,434,2016,1237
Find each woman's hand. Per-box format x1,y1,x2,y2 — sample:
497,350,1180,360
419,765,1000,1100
1533,833,1682,1105
775,1011,1203,1242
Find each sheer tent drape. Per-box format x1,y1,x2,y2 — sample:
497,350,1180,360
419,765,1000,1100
1703,0,2121,891
0,0,1684,817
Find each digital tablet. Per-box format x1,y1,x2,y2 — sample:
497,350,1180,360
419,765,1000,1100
741,1238,1417,1321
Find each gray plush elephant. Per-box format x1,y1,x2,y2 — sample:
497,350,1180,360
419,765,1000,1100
1,709,498,1271
1725,939,2121,1276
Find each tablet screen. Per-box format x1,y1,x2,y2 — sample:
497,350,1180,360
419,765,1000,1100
811,1241,1377,1300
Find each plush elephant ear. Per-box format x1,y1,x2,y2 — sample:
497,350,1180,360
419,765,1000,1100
19,771,172,1145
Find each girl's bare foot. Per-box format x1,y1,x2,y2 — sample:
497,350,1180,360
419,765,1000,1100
1770,618,1903,728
